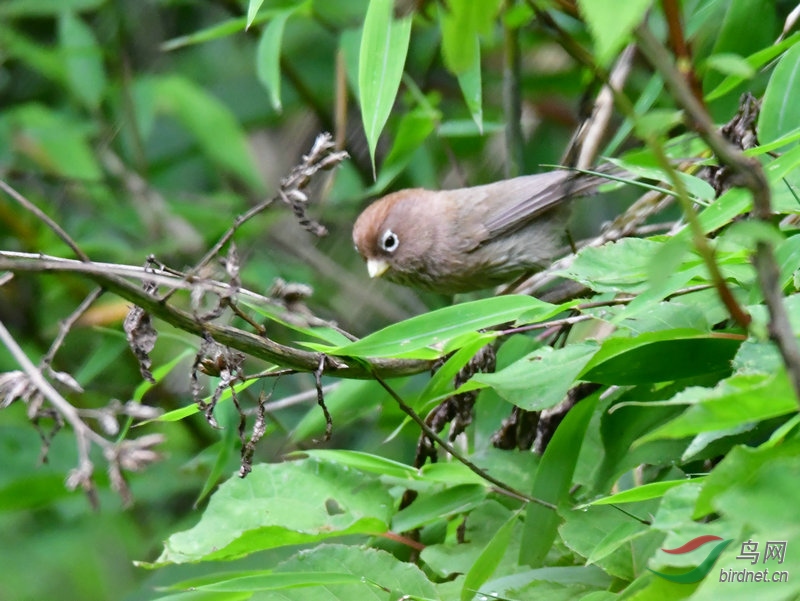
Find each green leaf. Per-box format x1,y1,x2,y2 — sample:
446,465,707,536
519,394,599,566
704,52,755,79
358,0,412,176
151,460,393,565
58,11,107,110
693,439,800,519
294,449,418,480
193,571,363,592
704,0,777,118
256,8,296,111
636,371,798,444
576,0,651,66
414,334,494,410
152,378,258,423
152,76,264,191
586,479,702,506
132,348,194,403
461,510,520,601
706,31,800,102
758,39,800,148
439,0,500,74
329,295,563,359
271,545,439,600
587,521,650,565
392,484,487,532
559,503,660,581
246,0,265,29
580,330,740,385
455,42,483,133
370,107,439,193
470,343,599,411
557,238,664,294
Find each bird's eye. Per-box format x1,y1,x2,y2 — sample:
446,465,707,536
380,229,399,253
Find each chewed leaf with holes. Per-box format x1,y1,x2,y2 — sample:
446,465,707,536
148,459,392,565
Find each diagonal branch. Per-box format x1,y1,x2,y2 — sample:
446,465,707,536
634,24,800,403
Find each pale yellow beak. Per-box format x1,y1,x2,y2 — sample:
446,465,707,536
367,258,389,279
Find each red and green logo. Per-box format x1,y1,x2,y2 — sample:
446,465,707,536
649,535,733,584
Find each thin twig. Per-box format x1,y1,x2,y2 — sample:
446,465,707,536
41,288,104,368
0,179,90,261
0,251,348,333
370,369,555,509
0,320,110,496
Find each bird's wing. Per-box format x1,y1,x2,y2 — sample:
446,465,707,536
479,171,603,239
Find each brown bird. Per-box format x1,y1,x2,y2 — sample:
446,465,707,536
352,170,610,294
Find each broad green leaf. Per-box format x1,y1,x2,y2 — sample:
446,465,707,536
152,76,264,190
256,8,296,111
484,566,612,594
560,503,661,581
151,460,392,565
370,107,439,193
193,571,362,592
759,39,800,148
704,0,777,119
419,462,491,486
520,394,598,566
414,334,495,410
58,12,107,110
392,484,487,532
704,53,755,79
580,330,740,385
586,479,702,506
694,440,800,518
422,501,518,578
439,0,500,75
694,459,800,601
587,521,650,565
461,510,521,601
470,343,599,411
614,301,711,335
705,31,800,101
456,42,483,133
358,0,412,175
637,370,798,444
576,0,651,66
557,238,664,293
594,379,705,493
329,295,563,359
294,449,418,480
270,545,438,600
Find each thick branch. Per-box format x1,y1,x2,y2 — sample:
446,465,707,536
0,254,433,379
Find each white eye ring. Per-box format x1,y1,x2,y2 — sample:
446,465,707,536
380,229,399,253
